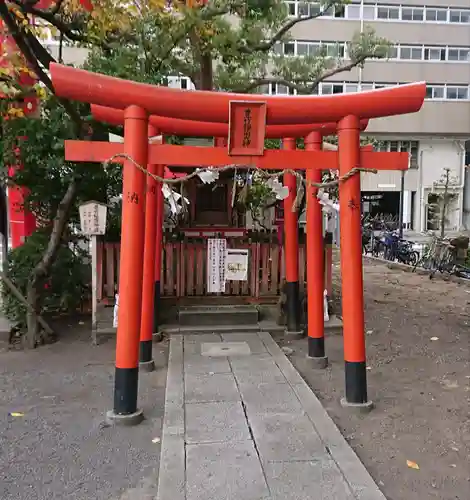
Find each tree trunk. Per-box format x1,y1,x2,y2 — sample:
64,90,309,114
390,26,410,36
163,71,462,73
25,281,39,349
199,52,213,90
24,179,77,348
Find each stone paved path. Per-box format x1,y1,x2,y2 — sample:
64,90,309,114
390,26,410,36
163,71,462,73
157,332,387,500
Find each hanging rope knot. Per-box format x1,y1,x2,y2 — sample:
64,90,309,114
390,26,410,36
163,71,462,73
102,154,377,214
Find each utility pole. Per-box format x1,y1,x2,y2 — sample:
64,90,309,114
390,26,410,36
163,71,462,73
440,168,451,238
398,170,405,238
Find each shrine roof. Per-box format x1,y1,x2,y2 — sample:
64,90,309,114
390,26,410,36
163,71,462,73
51,64,426,126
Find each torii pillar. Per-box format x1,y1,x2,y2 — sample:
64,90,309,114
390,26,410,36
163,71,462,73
305,131,328,367
107,106,148,425
282,138,302,338
338,115,371,410
139,124,160,372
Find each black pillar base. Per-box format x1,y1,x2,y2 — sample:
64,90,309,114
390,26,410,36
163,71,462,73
139,340,155,372
307,336,328,368
113,367,139,415
342,361,373,411
139,339,153,363
153,280,161,335
285,280,301,333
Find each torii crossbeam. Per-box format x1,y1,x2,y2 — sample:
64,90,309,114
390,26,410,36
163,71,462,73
49,62,426,425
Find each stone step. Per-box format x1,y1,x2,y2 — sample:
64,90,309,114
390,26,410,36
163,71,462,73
163,324,262,335
178,305,259,327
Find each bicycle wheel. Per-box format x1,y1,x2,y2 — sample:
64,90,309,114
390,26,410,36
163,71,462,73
407,251,419,267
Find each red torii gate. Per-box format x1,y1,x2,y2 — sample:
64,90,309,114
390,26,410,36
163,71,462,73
50,63,425,424
87,106,371,370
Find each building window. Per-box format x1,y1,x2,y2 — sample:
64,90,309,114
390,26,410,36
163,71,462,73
297,42,309,56
402,7,424,21
274,39,470,64
446,86,469,100
320,83,344,94
449,9,470,23
284,42,295,55
426,85,445,99
400,46,423,60
424,47,446,61
425,8,447,22
377,6,400,20
286,1,296,17
380,141,419,168
284,1,470,24
298,1,309,17
448,48,470,62
344,83,358,93
346,4,361,19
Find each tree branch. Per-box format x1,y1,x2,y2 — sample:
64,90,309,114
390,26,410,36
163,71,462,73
11,0,89,45
239,1,336,54
155,2,232,74
0,2,53,90
235,53,373,94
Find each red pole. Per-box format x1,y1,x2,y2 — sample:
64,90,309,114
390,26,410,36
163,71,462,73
282,138,302,337
153,160,165,337
109,105,148,425
337,115,372,410
139,124,159,372
305,132,327,368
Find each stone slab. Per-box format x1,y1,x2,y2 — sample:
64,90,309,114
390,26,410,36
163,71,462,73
185,401,250,444
158,332,388,500
247,412,327,463
184,356,231,375
259,331,388,500
184,333,222,343
264,459,355,500
201,341,251,357
186,440,270,500
231,358,286,386
184,372,240,403
156,433,185,500
239,382,304,415
220,333,267,354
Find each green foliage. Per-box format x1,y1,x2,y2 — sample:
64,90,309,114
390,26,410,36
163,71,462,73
1,230,91,326
244,179,275,219
1,96,122,226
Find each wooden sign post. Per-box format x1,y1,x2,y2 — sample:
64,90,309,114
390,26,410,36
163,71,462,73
79,201,107,345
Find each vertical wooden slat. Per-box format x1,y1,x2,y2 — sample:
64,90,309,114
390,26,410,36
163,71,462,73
239,244,249,296
166,243,175,295
180,242,187,297
160,243,166,295
253,243,261,298
195,245,204,295
280,242,286,282
270,244,280,295
187,245,195,296
259,243,270,295
172,242,179,297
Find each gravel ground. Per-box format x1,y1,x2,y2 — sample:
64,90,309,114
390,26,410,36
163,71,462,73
276,258,470,500
0,322,169,500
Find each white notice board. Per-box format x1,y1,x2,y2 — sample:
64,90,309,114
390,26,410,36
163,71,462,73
225,249,249,281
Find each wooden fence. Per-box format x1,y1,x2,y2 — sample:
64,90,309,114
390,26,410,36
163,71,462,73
96,239,307,300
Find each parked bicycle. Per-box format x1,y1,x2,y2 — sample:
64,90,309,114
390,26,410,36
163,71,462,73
381,231,419,266
413,235,470,279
